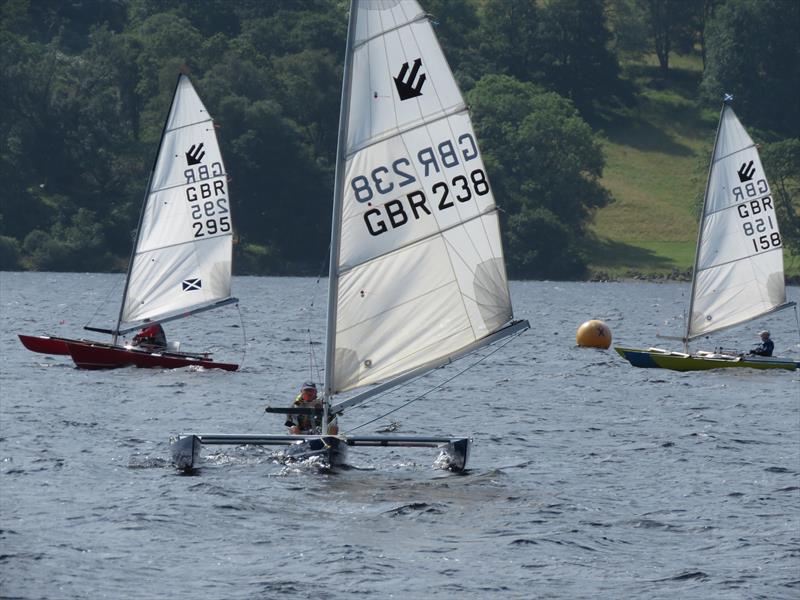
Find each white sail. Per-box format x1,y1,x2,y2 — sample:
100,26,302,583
119,75,234,331
688,104,787,339
328,0,513,394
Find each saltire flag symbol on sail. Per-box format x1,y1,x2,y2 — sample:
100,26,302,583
182,278,202,291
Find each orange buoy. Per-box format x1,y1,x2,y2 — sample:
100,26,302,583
576,319,612,349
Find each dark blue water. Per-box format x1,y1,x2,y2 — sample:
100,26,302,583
1,272,798,599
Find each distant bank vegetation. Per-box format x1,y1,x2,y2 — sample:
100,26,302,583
1,0,797,279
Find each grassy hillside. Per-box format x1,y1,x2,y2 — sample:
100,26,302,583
587,53,799,280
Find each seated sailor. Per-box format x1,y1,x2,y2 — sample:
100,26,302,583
132,323,167,350
748,330,774,357
285,381,338,435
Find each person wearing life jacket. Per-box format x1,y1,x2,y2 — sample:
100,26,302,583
132,323,167,350
748,330,774,357
286,382,338,435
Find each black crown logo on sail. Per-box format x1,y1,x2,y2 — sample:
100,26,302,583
182,278,202,291
737,160,755,183
186,143,205,166
394,58,426,101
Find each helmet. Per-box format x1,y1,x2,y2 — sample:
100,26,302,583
301,381,317,391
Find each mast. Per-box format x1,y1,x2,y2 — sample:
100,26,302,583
111,74,183,345
323,0,358,430
684,96,729,352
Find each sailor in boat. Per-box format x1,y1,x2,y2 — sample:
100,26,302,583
748,330,774,357
131,323,167,351
286,382,338,435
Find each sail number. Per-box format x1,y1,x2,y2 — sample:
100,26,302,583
350,133,480,203
185,178,231,238
736,196,781,252
364,169,490,236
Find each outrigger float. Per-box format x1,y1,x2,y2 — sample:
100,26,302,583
170,0,528,473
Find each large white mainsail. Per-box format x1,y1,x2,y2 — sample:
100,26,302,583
687,102,789,340
326,0,522,405
117,74,235,335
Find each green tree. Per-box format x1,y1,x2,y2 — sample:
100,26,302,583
467,74,610,278
761,139,800,256
478,0,542,83
607,0,650,58
642,0,701,75
702,0,800,137
479,0,624,116
536,0,623,115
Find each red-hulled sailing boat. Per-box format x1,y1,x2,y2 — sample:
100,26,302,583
18,74,239,371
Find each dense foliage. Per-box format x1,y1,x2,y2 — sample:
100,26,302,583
0,0,797,278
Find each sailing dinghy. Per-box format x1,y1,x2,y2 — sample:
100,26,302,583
18,74,239,371
171,0,529,472
616,97,798,371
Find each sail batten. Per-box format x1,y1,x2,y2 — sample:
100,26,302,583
164,118,213,135
338,206,499,276
119,75,234,331
687,103,787,339
345,104,468,158
352,11,428,50
695,244,783,275
712,144,757,165
148,170,229,196
328,0,515,395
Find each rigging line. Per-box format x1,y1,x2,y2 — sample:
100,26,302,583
794,304,800,344
306,247,330,384
84,273,124,329
236,301,247,370
348,327,525,432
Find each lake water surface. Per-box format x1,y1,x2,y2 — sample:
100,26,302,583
1,272,798,599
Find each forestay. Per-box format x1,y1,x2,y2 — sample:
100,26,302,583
688,103,787,339
328,0,514,394
119,75,234,333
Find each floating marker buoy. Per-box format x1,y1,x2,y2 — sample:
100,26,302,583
576,319,612,349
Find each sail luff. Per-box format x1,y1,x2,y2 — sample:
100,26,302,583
112,74,183,343
685,101,727,347
325,0,359,403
